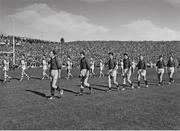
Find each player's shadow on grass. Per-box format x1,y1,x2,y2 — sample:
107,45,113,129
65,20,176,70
61,88,79,95
26,90,49,98
11,77,20,81
30,76,42,80
92,84,118,91
0,78,3,83
133,81,158,86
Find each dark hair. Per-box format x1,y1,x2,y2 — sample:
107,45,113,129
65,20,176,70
80,51,85,55
109,52,114,55
52,50,57,55
124,53,128,56
159,55,163,58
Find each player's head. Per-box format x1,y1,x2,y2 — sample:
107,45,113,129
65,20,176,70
80,51,85,58
108,52,114,59
21,54,25,59
67,55,71,60
42,55,46,60
139,54,143,61
3,54,7,59
169,56,173,61
159,55,163,61
90,57,93,61
100,59,102,62
49,50,56,58
124,53,128,59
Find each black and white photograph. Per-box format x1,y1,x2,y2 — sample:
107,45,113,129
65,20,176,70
0,0,180,130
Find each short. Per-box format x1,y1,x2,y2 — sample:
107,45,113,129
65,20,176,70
108,69,117,77
43,67,48,70
123,68,131,77
168,67,175,73
132,65,136,69
157,68,164,74
138,69,146,76
50,70,59,80
90,66,94,71
3,67,8,71
80,69,89,77
22,67,26,70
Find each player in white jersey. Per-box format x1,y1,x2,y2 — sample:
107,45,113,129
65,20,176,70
41,57,49,80
120,59,124,76
131,60,136,73
20,55,30,81
99,59,104,78
90,58,95,78
2,55,11,83
66,56,73,79
115,60,120,75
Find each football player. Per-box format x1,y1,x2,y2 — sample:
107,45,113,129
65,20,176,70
66,56,73,79
136,55,148,88
20,54,30,81
167,56,176,84
99,59,104,78
105,52,119,92
79,51,92,95
41,56,49,80
122,53,134,90
156,55,166,86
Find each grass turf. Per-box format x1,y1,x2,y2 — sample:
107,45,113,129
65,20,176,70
0,68,180,130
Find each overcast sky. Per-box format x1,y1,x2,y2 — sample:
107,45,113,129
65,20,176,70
0,0,180,41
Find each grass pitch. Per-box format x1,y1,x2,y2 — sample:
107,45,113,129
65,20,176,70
0,68,180,130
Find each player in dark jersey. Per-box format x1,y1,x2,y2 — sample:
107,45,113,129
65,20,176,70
122,53,134,90
136,55,148,88
156,55,166,86
167,56,176,84
78,51,92,95
48,50,63,100
105,52,119,92
178,59,180,68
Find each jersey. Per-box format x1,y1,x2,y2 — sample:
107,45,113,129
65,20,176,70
67,60,72,69
100,62,104,71
3,59,9,71
90,60,95,69
42,60,48,70
21,60,27,70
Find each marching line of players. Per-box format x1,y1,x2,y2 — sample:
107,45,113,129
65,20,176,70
0,50,179,99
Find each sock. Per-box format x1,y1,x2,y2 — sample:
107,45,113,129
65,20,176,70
51,88,55,96
158,74,160,81
138,81,140,86
130,83,133,87
145,80,148,85
56,86,60,92
80,88,83,93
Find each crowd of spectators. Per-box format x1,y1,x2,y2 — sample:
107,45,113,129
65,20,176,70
0,34,180,68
